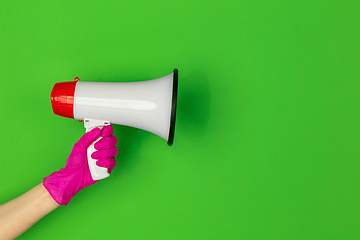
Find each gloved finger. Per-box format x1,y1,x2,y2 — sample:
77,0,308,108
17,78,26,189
75,128,101,150
101,125,114,138
96,158,117,173
91,146,118,159
94,135,118,150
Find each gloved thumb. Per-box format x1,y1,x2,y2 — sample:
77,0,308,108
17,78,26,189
75,127,101,150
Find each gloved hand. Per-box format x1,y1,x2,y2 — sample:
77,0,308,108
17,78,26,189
43,125,117,206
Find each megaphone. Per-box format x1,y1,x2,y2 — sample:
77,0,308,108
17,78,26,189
50,69,178,180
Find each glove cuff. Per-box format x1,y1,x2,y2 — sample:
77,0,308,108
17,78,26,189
43,168,86,206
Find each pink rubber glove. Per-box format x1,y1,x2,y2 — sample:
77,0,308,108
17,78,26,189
43,125,118,206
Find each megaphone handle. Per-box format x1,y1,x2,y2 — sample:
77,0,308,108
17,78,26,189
87,135,110,181
84,119,111,181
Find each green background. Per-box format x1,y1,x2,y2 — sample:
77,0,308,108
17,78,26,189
0,0,359,239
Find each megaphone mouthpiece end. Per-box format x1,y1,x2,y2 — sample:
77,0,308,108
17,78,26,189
50,81,76,119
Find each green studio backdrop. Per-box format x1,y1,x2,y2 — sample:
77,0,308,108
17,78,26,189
0,0,359,239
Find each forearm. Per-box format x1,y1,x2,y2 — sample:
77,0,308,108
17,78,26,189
0,183,59,239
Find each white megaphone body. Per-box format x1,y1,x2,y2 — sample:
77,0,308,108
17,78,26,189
50,69,178,180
